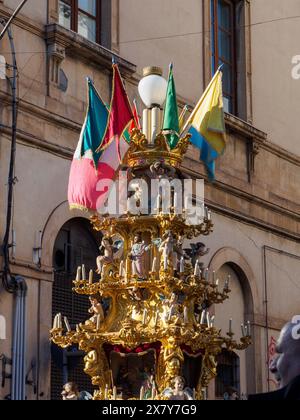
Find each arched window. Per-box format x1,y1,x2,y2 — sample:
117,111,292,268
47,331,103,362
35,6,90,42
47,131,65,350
216,349,240,398
213,263,248,398
51,218,101,400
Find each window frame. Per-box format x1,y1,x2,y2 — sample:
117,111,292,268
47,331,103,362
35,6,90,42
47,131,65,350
211,0,237,115
59,0,102,44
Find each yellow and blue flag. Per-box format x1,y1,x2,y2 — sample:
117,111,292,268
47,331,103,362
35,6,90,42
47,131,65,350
181,68,226,180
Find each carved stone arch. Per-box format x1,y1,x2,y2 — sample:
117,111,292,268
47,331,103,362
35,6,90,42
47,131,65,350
40,201,92,269
208,247,259,315
208,247,259,395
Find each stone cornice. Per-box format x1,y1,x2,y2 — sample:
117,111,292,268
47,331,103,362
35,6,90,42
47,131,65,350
224,113,267,143
45,24,136,78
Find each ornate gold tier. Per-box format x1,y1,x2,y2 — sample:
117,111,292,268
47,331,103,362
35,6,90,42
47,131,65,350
125,129,191,169
51,126,252,401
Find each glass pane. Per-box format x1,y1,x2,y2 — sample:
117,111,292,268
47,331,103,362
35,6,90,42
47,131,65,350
78,12,96,42
223,96,231,114
210,0,215,23
79,0,96,16
59,1,71,30
218,0,231,30
218,29,231,62
219,61,232,94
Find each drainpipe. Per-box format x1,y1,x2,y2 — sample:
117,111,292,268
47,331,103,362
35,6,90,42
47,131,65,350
262,246,269,392
11,276,27,400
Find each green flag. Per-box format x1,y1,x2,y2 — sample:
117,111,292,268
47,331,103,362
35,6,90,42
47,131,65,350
163,64,180,149
81,78,109,166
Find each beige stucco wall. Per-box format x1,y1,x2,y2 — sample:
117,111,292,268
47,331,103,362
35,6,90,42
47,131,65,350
251,0,300,156
1,0,47,24
118,0,204,103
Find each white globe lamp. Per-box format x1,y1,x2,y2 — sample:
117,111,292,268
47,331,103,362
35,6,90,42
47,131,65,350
138,66,168,109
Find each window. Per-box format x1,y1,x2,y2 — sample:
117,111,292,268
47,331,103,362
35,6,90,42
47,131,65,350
211,0,236,114
215,349,240,398
59,0,101,43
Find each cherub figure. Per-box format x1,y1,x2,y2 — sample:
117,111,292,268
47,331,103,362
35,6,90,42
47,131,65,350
61,382,79,400
162,293,182,325
128,234,152,279
162,376,193,401
87,295,104,325
150,161,176,181
157,231,178,271
184,242,210,268
96,236,123,276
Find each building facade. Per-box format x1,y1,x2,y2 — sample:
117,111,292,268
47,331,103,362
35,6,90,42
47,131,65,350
0,0,299,400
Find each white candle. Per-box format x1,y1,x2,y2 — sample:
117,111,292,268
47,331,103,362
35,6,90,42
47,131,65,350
208,210,212,221
76,266,81,281
82,265,86,280
113,386,117,400
89,270,93,284
184,196,189,212
247,320,251,336
229,318,233,334
156,194,161,212
211,315,215,327
119,261,124,277
212,271,216,284
57,313,62,329
97,314,102,330
151,384,156,399
152,257,157,273
53,314,58,329
205,268,209,282
215,279,219,289
241,323,246,337
200,310,206,325
180,257,185,273
184,307,188,324
64,316,71,332
142,309,147,325
206,312,211,327
173,192,178,213
104,384,108,399
194,262,200,277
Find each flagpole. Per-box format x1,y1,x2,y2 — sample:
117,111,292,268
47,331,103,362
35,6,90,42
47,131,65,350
180,67,223,136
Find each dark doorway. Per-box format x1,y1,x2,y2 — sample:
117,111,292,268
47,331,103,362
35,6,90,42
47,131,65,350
51,218,101,400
